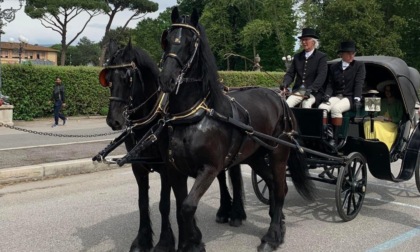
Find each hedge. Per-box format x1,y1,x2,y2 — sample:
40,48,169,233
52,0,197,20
0,64,285,120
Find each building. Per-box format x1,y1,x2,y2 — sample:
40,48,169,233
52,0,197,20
0,42,59,65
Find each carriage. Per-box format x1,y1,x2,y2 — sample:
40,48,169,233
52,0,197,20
95,6,420,251
252,56,420,221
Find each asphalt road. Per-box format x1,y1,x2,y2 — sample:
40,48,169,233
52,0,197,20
0,165,419,252
0,117,126,169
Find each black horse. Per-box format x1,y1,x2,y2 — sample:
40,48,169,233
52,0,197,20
99,39,246,252
158,8,315,252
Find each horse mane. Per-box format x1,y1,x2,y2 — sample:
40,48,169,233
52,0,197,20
124,44,160,88
108,41,159,89
195,23,225,102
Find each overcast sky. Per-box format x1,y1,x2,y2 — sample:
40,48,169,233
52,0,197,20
1,0,177,46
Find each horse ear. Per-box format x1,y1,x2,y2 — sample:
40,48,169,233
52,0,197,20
191,8,199,27
108,39,118,57
171,7,180,23
127,37,132,50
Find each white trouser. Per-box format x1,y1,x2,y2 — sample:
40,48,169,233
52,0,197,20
318,96,350,118
286,93,316,108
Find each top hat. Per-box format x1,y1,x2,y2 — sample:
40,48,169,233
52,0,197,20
338,41,356,53
298,28,319,39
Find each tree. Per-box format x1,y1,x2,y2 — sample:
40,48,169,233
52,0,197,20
302,0,404,59
379,0,419,69
102,27,135,61
25,0,106,66
200,0,296,71
98,0,158,65
72,37,101,66
133,8,172,62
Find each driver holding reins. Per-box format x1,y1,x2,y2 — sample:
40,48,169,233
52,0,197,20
280,28,328,108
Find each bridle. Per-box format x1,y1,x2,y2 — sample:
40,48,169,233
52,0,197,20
160,22,202,94
100,61,138,104
99,59,159,124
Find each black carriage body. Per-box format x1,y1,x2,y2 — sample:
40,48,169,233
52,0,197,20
294,56,420,182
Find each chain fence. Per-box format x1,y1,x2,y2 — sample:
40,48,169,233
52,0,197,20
0,123,122,138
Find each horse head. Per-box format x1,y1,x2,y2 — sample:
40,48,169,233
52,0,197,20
99,39,159,130
159,7,201,94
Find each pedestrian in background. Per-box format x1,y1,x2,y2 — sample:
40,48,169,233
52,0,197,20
280,28,328,108
51,76,66,127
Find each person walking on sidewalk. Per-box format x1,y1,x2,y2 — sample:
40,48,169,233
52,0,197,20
51,76,67,127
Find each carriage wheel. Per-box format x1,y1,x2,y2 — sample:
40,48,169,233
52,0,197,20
415,161,420,193
335,152,367,221
251,170,270,205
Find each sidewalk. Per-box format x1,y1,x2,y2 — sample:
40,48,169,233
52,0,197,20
0,116,127,185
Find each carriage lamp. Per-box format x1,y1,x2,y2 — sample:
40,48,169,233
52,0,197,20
282,55,292,70
0,0,24,101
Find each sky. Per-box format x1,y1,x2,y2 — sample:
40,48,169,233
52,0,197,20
0,0,177,46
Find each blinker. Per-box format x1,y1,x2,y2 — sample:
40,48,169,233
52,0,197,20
160,29,169,51
99,69,110,87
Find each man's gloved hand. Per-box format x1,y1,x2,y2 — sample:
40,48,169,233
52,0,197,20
322,95,330,103
279,85,287,91
304,89,312,99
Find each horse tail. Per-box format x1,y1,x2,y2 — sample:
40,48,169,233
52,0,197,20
287,148,317,201
282,99,317,201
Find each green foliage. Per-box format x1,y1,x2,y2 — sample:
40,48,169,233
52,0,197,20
133,8,172,62
1,64,283,120
73,37,101,66
1,64,109,120
240,19,273,48
219,71,284,88
25,0,106,65
301,0,405,59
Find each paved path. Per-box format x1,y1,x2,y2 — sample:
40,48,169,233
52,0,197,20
0,116,128,184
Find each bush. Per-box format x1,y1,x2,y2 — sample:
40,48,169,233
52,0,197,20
1,65,284,120
2,64,108,120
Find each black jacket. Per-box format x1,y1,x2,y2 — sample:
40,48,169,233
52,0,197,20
52,84,65,103
282,49,328,93
325,60,365,106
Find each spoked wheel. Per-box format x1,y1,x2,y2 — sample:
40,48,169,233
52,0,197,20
251,170,269,205
335,152,367,221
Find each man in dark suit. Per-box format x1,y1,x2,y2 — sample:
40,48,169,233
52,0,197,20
319,41,365,147
281,28,328,108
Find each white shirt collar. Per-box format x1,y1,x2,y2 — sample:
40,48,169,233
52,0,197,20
342,61,350,70
305,49,314,58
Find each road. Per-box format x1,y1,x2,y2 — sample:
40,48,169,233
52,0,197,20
0,165,419,252
0,117,126,169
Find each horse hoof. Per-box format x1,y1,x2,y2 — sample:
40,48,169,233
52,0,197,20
257,242,276,252
215,216,229,223
229,218,242,227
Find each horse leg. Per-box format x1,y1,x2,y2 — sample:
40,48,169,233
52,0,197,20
228,165,247,227
130,164,153,252
257,149,290,252
155,165,176,252
215,165,246,226
168,170,189,251
179,166,219,252
215,170,232,224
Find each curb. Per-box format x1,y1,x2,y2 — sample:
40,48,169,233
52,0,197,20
0,155,125,185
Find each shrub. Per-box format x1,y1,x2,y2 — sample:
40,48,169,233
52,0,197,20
1,64,284,120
